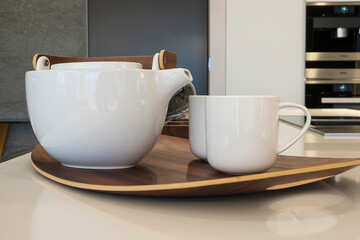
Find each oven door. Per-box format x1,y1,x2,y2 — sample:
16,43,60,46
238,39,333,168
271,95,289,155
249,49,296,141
306,81,360,110
306,4,360,53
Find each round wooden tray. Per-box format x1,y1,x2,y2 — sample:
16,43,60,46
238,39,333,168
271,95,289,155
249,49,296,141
31,135,360,197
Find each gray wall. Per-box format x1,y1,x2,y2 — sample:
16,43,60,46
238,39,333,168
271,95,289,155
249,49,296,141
0,0,88,122
0,0,207,159
88,0,208,94
0,0,88,159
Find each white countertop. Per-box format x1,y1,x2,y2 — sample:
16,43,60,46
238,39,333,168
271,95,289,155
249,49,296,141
1,122,360,240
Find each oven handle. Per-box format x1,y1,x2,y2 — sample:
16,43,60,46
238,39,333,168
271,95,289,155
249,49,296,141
321,98,360,104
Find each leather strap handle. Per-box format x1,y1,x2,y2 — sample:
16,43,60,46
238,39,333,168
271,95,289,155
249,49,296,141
32,50,177,70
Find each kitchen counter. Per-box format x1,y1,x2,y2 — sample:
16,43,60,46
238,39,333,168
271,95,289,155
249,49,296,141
1,122,360,240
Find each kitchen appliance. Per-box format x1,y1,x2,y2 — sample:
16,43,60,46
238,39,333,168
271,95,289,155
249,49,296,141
306,2,360,112
280,108,360,136
281,115,360,137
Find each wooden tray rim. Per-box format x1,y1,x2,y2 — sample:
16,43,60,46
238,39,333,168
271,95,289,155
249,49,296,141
31,155,360,193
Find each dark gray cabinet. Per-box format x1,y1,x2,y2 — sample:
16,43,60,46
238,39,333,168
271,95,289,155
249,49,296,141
88,0,208,94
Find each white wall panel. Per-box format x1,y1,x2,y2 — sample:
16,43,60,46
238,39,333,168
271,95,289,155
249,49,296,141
226,0,306,104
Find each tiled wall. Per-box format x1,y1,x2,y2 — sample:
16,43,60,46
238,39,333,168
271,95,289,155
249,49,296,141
0,0,88,159
0,0,88,121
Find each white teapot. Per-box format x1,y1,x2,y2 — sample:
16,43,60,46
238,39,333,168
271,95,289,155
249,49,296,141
26,53,192,169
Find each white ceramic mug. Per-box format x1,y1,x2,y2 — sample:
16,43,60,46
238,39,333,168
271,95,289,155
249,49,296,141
189,96,207,160
189,95,311,175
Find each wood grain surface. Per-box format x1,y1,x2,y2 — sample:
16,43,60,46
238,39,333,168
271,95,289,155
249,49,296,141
32,50,177,70
31,134,360,197
159,50,177,70
0,123,8,157
162,119,189,139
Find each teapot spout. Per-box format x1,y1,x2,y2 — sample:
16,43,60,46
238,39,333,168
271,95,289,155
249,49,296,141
157,68,193,106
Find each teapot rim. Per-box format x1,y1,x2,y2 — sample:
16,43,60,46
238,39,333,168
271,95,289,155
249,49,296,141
51,61,143,70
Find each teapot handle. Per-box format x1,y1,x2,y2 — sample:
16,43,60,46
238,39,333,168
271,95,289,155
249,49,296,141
159,50,177,70
32,50,177,70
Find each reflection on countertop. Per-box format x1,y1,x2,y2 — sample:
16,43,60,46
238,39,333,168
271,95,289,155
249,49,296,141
280,108,360,138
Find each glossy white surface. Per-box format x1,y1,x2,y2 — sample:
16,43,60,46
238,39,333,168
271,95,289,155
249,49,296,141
25,67,192,169
205,96,310,174
277,103,311,153
189,96,207,160
2,122,360,239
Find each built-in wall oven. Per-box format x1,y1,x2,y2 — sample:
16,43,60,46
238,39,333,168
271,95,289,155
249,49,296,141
306,2,360,110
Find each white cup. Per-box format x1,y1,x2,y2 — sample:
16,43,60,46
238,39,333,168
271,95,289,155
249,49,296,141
189,96,207,160
189,95,311,175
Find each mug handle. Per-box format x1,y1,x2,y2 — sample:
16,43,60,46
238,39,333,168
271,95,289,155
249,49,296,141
277,103,311,154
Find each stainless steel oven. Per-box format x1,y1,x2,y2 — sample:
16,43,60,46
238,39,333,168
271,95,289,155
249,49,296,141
306,2,360,110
